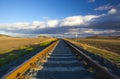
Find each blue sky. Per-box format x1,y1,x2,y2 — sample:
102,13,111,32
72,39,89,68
1,0,88,23
0,0,119,23
0,0,120,37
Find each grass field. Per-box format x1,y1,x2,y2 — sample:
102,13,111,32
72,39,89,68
0,36,54,54
65,38,120,66
0,35,56,66
71,38,120,55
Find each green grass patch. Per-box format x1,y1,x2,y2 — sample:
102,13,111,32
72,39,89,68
0,53,19,66
19,47,34,56
0,58,6,66
0,40,54,66
40,41,52,47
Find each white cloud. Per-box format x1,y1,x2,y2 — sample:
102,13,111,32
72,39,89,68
47,20,59,27
43,16,49,19
0,22,30,30
84,29,95,33
0,20,59,30
31,21,46,29
84,29,116,34
31,21,42,26
0,14,104,35
88,0,95,3
108,8,117,14
0,14,103,31
60,15,102,26
83,29,103,34
60,16,84,26
0,21,45,30
94,4,113,11
64,28,82,34
62,28,116,36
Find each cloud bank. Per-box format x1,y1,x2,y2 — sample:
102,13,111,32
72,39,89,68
0,14,101,34
0,4,120,37
90,4,120,30
94,4,113,11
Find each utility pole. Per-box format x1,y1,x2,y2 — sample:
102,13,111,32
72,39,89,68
75,32,78,42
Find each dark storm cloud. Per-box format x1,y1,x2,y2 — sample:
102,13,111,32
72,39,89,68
0,26,70,34
89,4,120,30
32,27,70,34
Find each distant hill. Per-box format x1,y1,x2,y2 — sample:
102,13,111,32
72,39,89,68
86,35,120,39
38,35,50,38
0,34,11,37
0,34,51,38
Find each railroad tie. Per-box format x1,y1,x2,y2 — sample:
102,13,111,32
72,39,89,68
28,40,95,79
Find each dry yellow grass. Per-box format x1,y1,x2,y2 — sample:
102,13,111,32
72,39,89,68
0,36,56,66
71,38,120,54
65,38,120,66
0,36,55,54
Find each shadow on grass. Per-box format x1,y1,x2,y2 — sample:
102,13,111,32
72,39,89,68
0,41,54,66
0,40,56,77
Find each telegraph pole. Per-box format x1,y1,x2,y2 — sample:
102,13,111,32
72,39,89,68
75,32,78,42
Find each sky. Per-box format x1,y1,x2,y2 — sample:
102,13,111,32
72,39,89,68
0,0,120,37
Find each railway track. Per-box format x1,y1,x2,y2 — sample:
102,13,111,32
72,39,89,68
1,40,120,79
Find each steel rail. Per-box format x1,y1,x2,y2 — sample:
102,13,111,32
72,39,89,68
1,40,59,79
64,40,120,79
